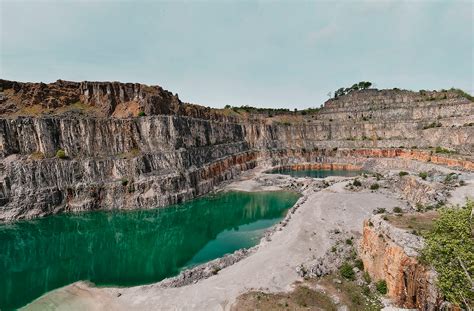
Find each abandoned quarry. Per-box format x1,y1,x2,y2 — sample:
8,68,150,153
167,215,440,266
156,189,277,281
0,79,473,311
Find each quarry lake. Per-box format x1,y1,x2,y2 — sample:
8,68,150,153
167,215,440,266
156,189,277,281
269,168,364,178
0,191,299,310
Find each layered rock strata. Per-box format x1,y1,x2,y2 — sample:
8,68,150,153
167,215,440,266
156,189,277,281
0,80,473,220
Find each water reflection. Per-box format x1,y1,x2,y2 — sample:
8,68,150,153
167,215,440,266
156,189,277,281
0,191,299,310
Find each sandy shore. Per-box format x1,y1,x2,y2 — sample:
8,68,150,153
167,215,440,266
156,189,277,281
25,168,405,311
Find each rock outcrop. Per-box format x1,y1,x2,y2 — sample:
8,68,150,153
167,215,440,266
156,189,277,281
0,79,227,120
359,214,441,310
0,80,473,220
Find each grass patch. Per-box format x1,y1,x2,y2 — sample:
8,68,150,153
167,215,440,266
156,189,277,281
386,211,438,234
17,104,51,116
339,262,355,280
232,284,337,311
322,277,381,311
55,101,100,116
435,146,456,154
240,274,385,311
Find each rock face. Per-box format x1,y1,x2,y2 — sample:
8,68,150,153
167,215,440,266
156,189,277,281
0,116,259,219
359,215,441,310
0,80,473,220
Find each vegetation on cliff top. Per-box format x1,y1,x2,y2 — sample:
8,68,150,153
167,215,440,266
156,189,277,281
450,88,474,101
223,104,321,116
334,81,373,98
421,201,474,308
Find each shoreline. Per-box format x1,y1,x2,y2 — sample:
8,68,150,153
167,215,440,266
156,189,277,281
24,167,404,310
21,163,474,310
22,169,307,308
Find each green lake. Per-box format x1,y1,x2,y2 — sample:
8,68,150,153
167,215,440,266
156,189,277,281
0,191,299,310
269,168,363,178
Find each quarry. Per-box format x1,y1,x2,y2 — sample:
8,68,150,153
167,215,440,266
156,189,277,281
0,79,473,310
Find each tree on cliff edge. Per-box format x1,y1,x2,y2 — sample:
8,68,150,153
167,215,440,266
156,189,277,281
334,81,372,98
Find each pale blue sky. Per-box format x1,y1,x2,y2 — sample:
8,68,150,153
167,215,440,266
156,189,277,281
1,0,472,109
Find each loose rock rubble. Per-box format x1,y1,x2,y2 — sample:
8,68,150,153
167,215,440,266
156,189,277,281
297,230,357,278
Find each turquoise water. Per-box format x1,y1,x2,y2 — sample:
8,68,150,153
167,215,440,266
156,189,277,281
0,191,299,310
269,168,363,178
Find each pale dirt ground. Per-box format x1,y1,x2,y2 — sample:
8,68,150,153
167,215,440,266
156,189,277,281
24,169,404,311
448,179,474,206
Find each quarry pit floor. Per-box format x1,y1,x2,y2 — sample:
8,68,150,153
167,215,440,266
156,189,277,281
24,167,409,311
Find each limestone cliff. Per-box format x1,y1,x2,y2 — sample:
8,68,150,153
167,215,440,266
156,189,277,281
0,80,473,220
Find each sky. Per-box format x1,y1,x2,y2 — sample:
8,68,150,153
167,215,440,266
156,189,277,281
1,0,473,109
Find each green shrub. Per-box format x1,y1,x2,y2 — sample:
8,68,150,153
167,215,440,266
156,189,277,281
121,178,129,186
339,262,355,280
374,207,386,214
211,266,221,275
416,203,424,212
345,238,353,245
138,111,146,117
354,259,364,270
444,173,458,183
399,171,409,177
55,149,67,159
352,179,361,187
393,207,403,213
370,183,380,190
363,271,371,283
419,172,428,180
435,146,454,154
375,280,388,295
421,202,474,307
423,122,442,129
